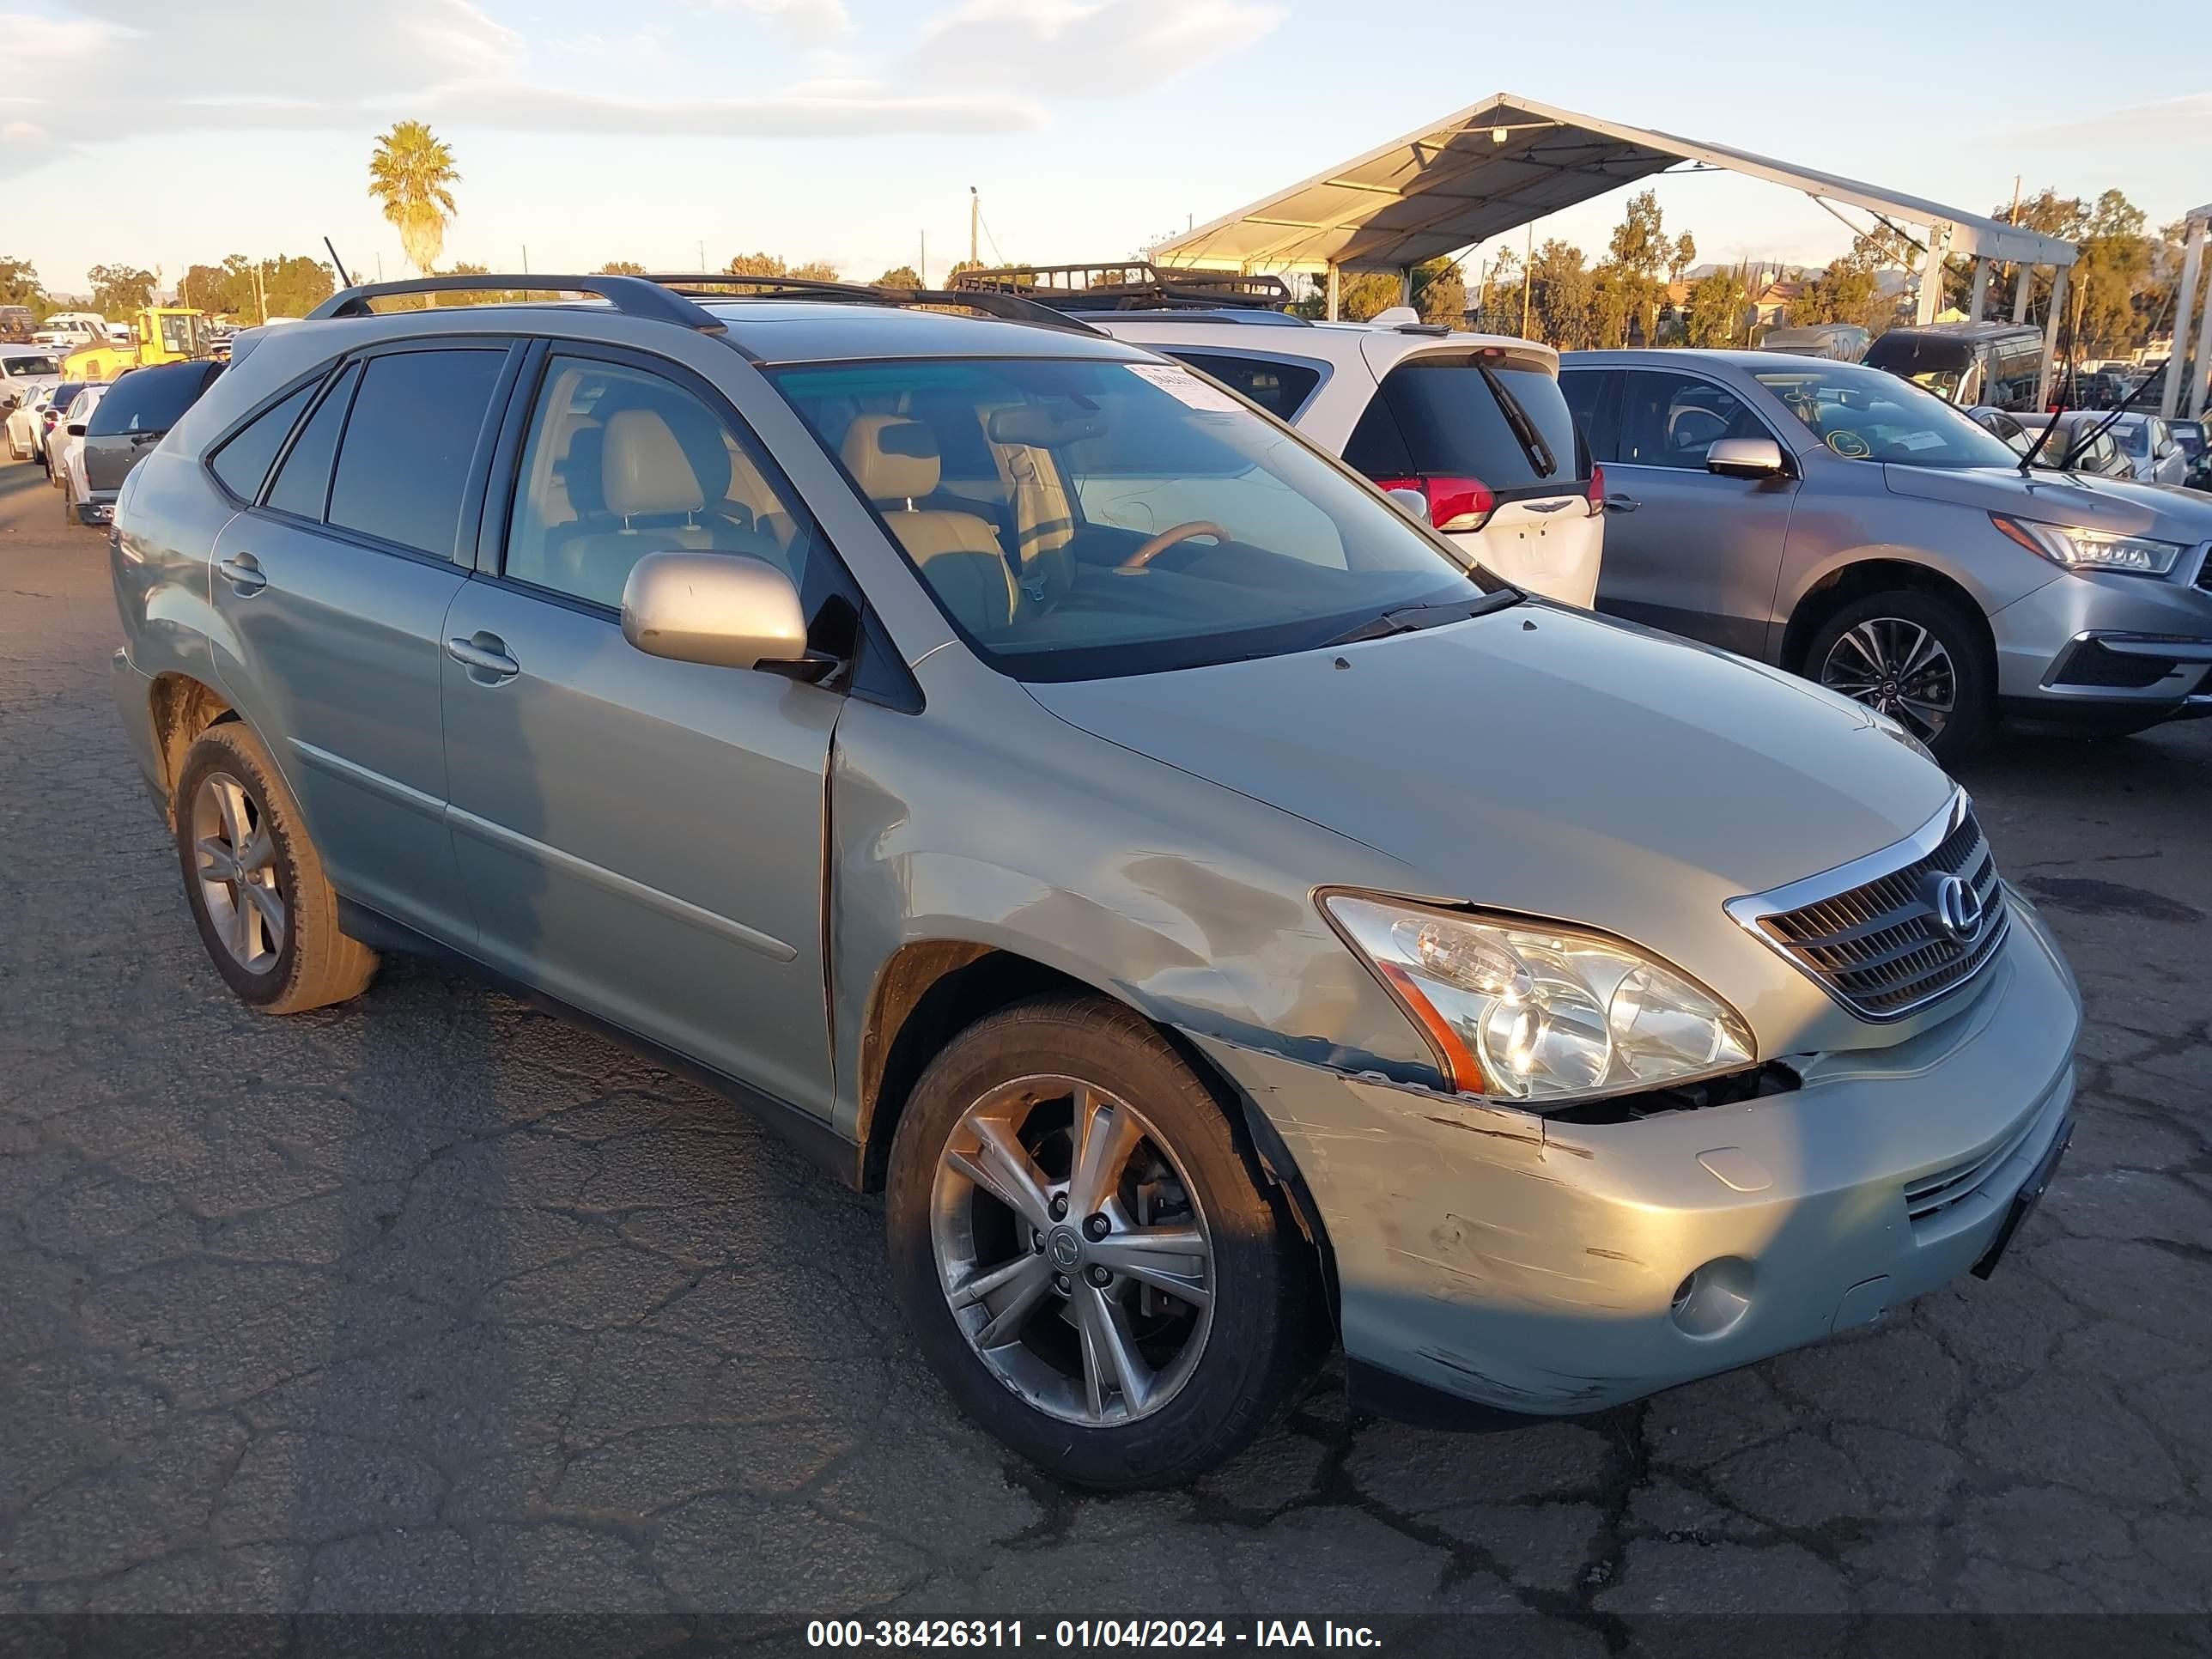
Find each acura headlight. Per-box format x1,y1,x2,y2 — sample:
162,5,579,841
1323,895,1754,1104
1991,515,2184,577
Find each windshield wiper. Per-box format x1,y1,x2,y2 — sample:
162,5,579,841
1476,362,1558,479
1320,588,1522,647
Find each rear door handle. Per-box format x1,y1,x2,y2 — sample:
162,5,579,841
447,632,520,682
216,553,267,594
1604,495,1640,514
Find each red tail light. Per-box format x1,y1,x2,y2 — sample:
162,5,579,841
1587,463,1606,517
1370,473,1497,533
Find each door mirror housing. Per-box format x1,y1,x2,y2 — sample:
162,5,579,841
65,422,87,437
1706,436,1786,479
1383,486,1431,525
620,550,832,681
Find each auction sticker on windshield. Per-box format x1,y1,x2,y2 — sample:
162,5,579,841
1123,362,1243,413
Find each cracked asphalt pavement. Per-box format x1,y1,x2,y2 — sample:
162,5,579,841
4,454,2210,1630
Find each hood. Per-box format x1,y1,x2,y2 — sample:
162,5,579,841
1024,605,1953,933
1883,463,2212,538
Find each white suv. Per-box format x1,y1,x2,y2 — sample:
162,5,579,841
1035,287,1603,607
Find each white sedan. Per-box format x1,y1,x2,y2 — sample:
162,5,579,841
5,382,58,460
53,384,108,516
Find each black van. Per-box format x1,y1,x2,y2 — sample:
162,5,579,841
1864,321,2045,411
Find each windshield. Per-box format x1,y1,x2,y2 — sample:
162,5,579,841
3,353,61,377
768,356,1488,681
1753,362,2022,469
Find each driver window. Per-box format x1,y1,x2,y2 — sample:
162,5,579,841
504,356,817,611
1619,371,1764,470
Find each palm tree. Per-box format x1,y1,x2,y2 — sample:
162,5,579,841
367,122,460,276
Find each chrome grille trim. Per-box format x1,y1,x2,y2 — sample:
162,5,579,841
1725,789,2010,1023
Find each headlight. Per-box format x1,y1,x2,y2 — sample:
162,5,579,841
1991,514,2184,577
1322,895,1754,1104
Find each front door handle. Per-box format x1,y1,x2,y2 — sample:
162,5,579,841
447,631,520,682
1604,495,1640,514
216,552,267,594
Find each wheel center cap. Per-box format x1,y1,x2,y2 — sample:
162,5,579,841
1045,1225,1084,1270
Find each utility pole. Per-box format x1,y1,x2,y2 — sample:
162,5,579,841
252,263,266,326
521,245,529,276
919,230,927,288
969,186,979,268
699,240,707,273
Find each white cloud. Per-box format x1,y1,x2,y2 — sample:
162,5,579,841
904,0,1285,94
711,0,854,46
2,119,47,143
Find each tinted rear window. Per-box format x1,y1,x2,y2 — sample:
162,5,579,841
266,363,360,520
327,349,506,557
88,362,221,437
208,381,317,501
1345,360,1586,491
1167,351,1324,420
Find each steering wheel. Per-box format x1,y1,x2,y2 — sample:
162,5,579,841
1118,520,1228,571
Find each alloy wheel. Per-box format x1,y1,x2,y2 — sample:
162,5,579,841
1818,617,1957,742
930,1074,1214,1426
189,771,287,973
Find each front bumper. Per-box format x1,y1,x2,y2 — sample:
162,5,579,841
1990,553,2212,718
110,647,165,811
1189,892,2080,1417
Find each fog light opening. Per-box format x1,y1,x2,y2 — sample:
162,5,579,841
1670,1256,1754,1339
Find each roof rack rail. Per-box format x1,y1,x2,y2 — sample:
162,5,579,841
307,274,727,334
632,273,1103,337
948,262,1293,313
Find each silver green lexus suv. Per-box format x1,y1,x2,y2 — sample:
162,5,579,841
107,275,2079,1487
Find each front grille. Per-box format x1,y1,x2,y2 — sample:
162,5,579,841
1734,797,2009,1021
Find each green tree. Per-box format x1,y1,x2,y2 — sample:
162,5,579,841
877,264,922,289
0,254,46,314
597,259,647,275
258,254,336,317
1683,269,1747,347
1668,232,1698,285
1787,229,1908,337
1411,257,1466,327
88,264,157,315
1335,271,1401,322
726,252,789,277
368,120,460,276
1528,240,1595,348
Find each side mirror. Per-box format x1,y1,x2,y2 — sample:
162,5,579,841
65,422,86,436
620,550,831,681
1706,436,1786,479
1383,486,1431,525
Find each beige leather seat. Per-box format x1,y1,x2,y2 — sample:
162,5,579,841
842,415,1015,635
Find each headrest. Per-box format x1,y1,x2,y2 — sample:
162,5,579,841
842,415,940,501
603,408,705,519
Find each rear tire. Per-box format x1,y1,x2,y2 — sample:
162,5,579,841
1805,589,1993,762
885,995,1316,1489
173,721,378,1014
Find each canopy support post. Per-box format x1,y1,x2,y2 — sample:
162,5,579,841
2165,212,2206,419
1914,222,1952,325
2012,264,2031,322
2035,265,2068,410
1326,264,1340,322
1967,258,1989,323
2190,261,2212,418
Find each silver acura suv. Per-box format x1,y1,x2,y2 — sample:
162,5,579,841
1561,350,2212,759
108,275,2079,1487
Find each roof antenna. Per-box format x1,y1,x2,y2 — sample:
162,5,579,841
324,238,355,289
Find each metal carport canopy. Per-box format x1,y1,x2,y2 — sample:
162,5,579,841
1149,93,2079,274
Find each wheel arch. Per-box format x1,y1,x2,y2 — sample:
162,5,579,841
146,672,242,822
1781,556,1996,681
854,939,1339,1322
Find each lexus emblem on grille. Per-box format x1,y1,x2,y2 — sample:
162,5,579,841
1930,873,1984,943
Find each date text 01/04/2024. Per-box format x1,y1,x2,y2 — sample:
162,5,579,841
805,1620,1384,1649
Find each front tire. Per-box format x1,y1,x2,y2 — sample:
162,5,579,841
1806,589,1993,761
173,721,378,1014
886,996,1316,1489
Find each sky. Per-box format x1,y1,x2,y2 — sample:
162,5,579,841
6,0,2208,299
